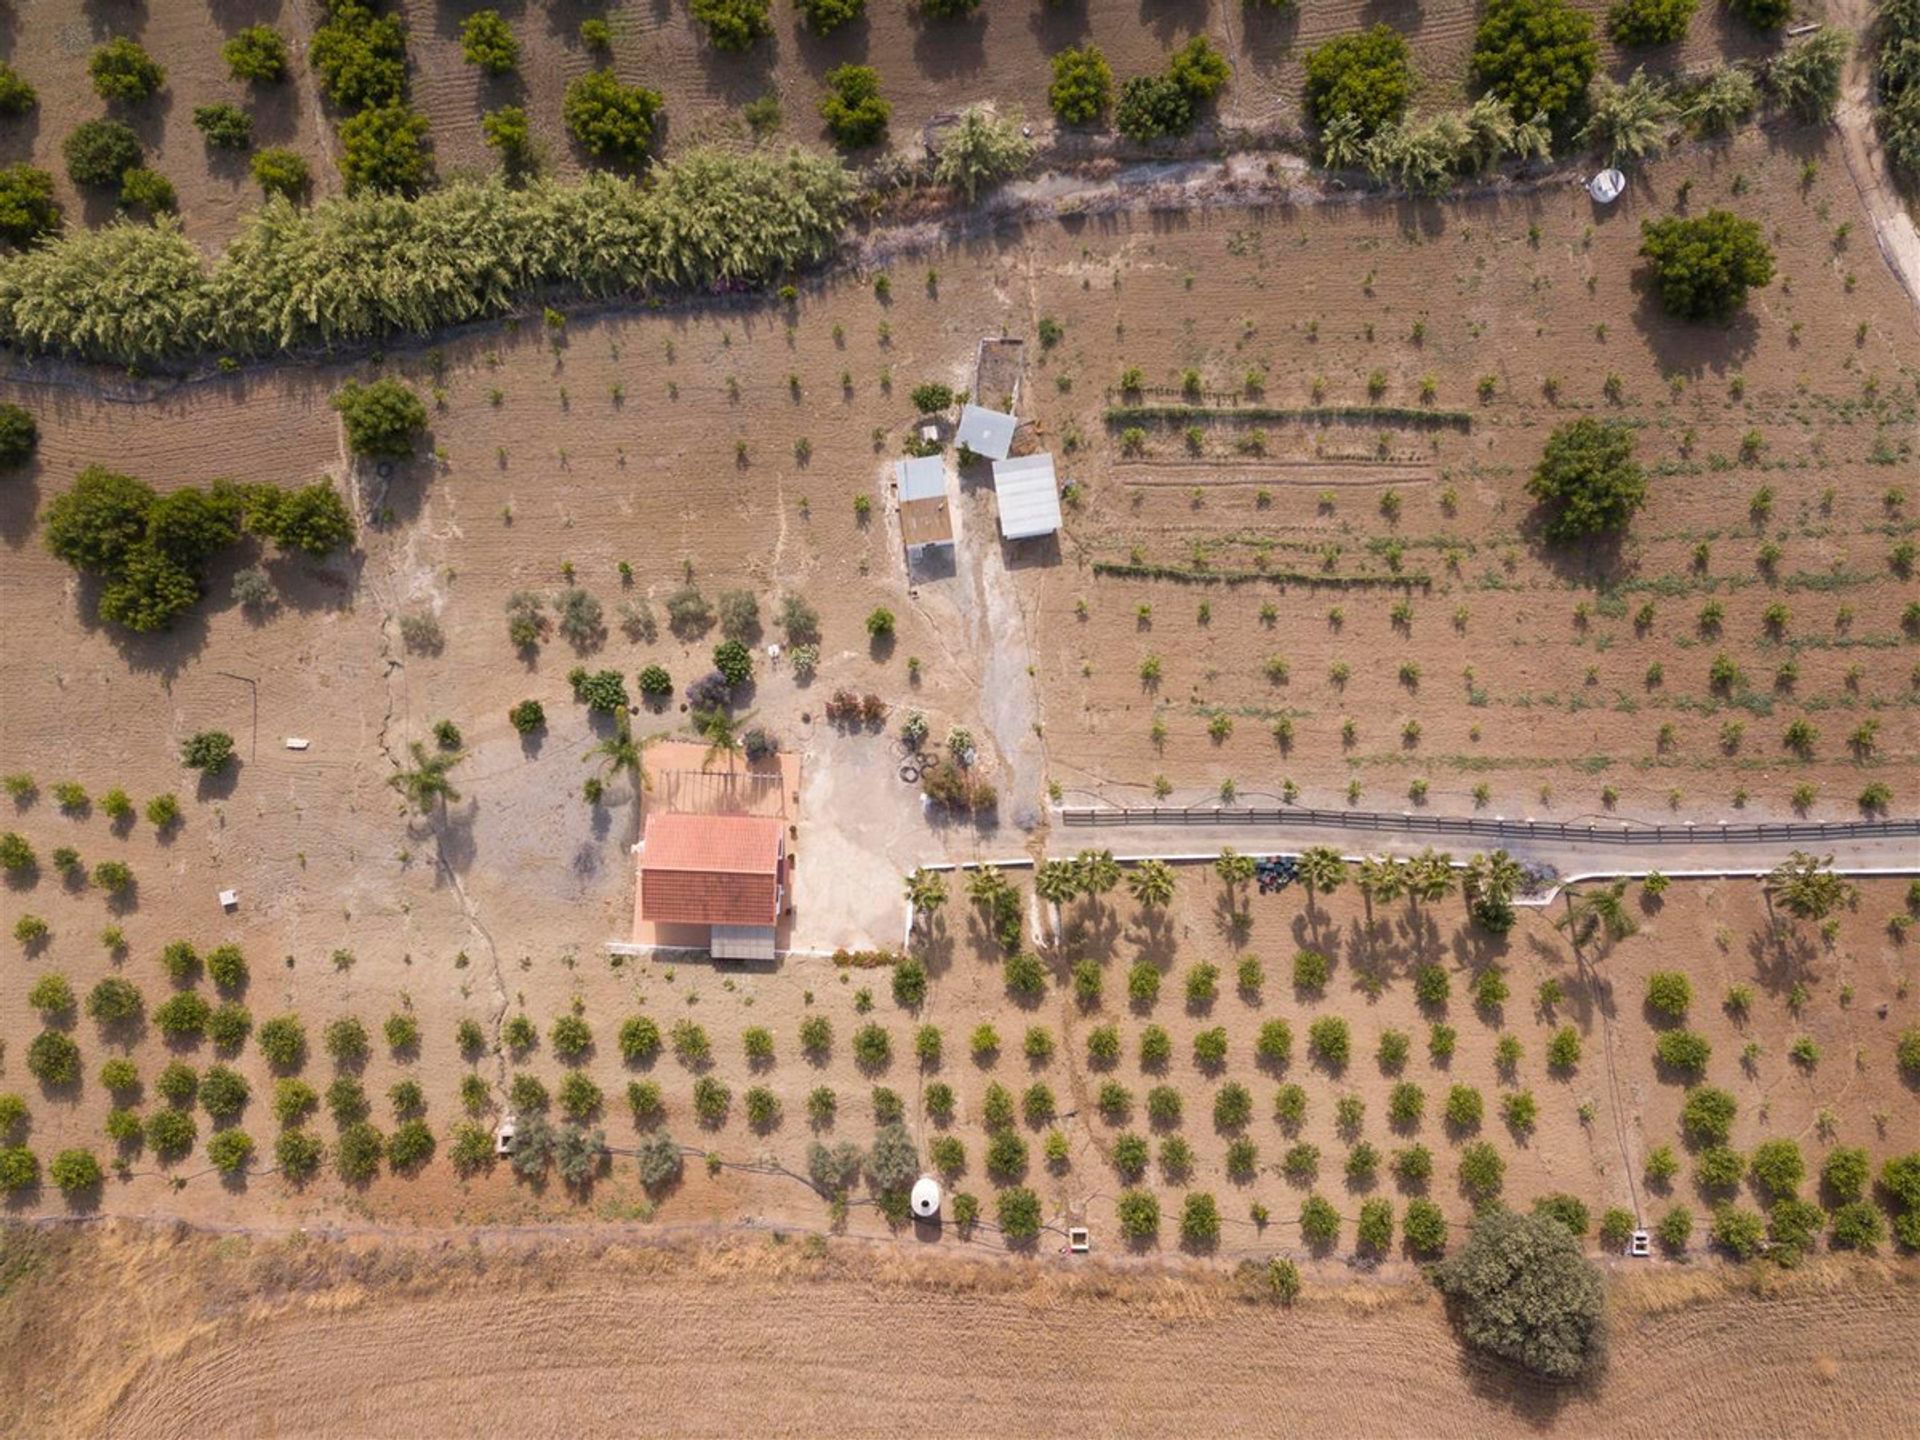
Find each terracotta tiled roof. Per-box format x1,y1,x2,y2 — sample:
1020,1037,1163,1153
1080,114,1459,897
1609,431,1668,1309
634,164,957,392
639,812,783,926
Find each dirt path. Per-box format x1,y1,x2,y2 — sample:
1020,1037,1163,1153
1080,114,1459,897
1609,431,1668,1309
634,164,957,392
1832,0,1920,315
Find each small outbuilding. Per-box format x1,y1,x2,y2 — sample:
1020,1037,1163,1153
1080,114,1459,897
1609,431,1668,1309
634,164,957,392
954,403,1017,462
990,452,1062,540
637,811,787,960
895,454,953,556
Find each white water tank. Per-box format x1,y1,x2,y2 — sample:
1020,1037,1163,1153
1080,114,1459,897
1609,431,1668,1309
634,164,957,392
910,1175,942,1218
1588,169,1626,205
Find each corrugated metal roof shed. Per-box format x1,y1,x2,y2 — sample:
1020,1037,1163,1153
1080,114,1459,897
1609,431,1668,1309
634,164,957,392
954,404,1016,461
895,455,946,502
991,452,1062,540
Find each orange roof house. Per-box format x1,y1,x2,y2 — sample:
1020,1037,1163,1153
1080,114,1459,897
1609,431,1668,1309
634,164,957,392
637,811,787,959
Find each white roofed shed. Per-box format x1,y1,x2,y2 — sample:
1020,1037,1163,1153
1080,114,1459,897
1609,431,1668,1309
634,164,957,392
954,404,1016,461
991,452,1062,540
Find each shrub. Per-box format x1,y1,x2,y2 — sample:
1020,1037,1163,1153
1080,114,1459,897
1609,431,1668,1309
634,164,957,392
250,148,310,200
1829,1200,1885,1251
1434,1207,1604,1377
797,0,865,31
50,1147,103,1195
1299,1193,1340,1248
1458,1141,1506,1202
1681,1086,1737,1144
27,973,73,1019
692,0,772,50
1609,0,1696,45
1404,1197,1448,1255
1527,418,1645,542
193,103,253,150
1293,949,1331,993
1304,24,1414,138
257,1015,307,1070
1180,1191,1222,1248
340,103,432,196
90,38,166,103
1003,951,1047,1000
153,991,211,1041
199,1065,250,1120
1696,1144,1746,1190
1822,1145,1871,1203
933,105,1035,200
1728,0,1791,27
1116,1187,1160,1240
25,1029,80,1086
1255,1019,1293,1068
996,1186,1042,1243
64,120,142,188
1116,75,1191,142
1470,0,1599,133
310,2,407,110
146,1107,197,1160
853,1023,891,1069
1654,1030,1711,1074
225,26,289,83
460,10,519,74
333,378,427,458
1050,45,1113,125
334,1120,384,1181
275,1127,324,1180
1307,1016,1351,1069
571,668,630,713
565,69,664,163
0,166,60,249
1741,1139,1803,1201
80,982,142,1037
1639,210,1776,321
0,62,37,116
820,65,889,147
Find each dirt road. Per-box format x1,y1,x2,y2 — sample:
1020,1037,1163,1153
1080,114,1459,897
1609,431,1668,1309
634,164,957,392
1832,0,1920,314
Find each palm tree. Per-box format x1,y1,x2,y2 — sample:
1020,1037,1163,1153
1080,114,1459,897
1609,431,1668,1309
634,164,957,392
1214,846,1255,891
697,706,755,771
1126,858,1178,908
1034,860,1080,909
967,865,1009,909
1405,848,1455,906
1765,851,1855,921
1464,850,1525,908
390,742,462,814
585,715,641,778
1356,855,1406,904
1073,848,1121,901
1297,846,1347,905
1557,881,1637,948
903,868,948,937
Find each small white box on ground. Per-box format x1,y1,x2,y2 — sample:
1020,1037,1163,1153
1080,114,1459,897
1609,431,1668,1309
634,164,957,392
218,889,238,911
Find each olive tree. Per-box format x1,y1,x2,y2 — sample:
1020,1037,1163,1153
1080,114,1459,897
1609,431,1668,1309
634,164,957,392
1432,1206,1605,1379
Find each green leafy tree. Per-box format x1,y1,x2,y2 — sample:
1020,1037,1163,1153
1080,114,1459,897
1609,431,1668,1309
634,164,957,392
1526,419,1646,541
691,0,773,51
63,120,143,189
1638,210,1776,321
797,0,866,33
1470,0,1598,133
90,38,166,103
1050,46,1114,126
224,26,290,83
251,148,310,200
460,10,520,74
1608,0,1696,46
1433,1207,1604,1377
564,69,664,163
1304,25,1414,139
820,65,890,148
339,104,432,196
0,166,60,249
310,3,407,110
333,378,427,457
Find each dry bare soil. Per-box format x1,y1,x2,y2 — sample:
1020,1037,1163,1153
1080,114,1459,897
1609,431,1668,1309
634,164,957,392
1,1226,1916,1439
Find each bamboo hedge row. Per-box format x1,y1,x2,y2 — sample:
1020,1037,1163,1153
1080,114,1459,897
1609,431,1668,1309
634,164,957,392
1104,404,1475,431
0,146,856,366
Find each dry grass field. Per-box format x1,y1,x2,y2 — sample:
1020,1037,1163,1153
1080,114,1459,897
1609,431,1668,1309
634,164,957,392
0,1225,1916,1438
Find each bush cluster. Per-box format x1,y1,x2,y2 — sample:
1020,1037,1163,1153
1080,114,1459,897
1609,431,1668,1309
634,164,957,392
1116,37,1231,143
0,166,59,249
1639,209,1776,321
1305,25,1414,139
820,66,890,148
1470,0,1598,133
565,69,664,162
44,469,355,632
